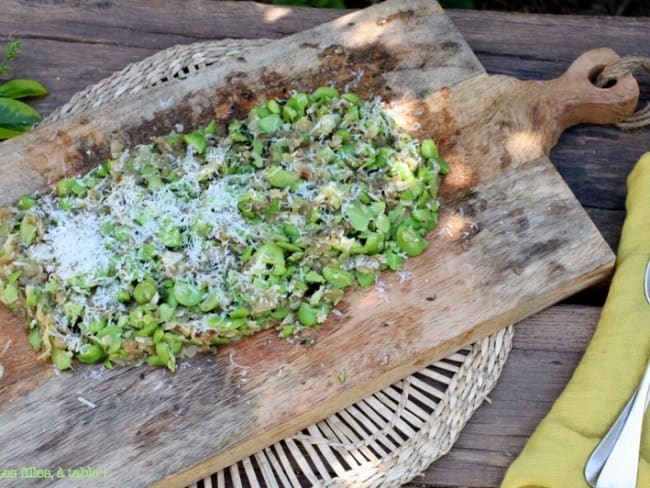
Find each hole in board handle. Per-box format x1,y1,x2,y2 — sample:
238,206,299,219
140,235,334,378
588,64,618,89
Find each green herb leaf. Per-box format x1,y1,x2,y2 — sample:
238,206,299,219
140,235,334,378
0,96,42,132
0,126,23,140
0,40,21,78
0,79,49,99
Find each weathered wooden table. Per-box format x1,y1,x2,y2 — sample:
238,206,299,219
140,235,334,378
2,1,649,486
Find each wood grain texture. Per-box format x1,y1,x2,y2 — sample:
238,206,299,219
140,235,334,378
0,0,345,47
0,2,648,487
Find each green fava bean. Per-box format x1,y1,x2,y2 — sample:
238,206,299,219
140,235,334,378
184,132,207,154
258,114,283,134
297,302,318,327
254,104,270,118
147,355,166,367
8,270,21,283
279,324,296,338
437,158,450,174
322,267,354,289
28,326,41,350
117,289,131,303
158,303,175,321
51,348,72,370
275,241,302,253
133,279,157,304
135,322,159,337
77,343,106,364
254,243,286,276
153,327,165,344
266,99,281,114
385,250,404,271
341,92,360,105
173,281,203,307
199,291,221,312
155,342,172,365
282,223,300,240
420,139,438,159
86,318,106,334
334,128,351,142
344,202,372,232
396,223,428,257
413,208,439,231
229,307,250,319
63,301,83,321
19,215,38,246
1,283,18,305
355,271,376,288
271,307,291,319
139,243,157,261
158,220,182,248
266,166,298,188
206,316,246,330
287,93,309,115
400,180,424,201
114,225,131,242
17,195,36,210
363,232,384,254
203,120,217,135
282,105,298,122
374,213,391,233
70,179,87,197
164,335,183,355
56,178,74,197
59,197,74,211
312,86,339,100
305,270,324,283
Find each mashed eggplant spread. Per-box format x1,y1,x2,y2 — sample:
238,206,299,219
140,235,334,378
0,87,448,371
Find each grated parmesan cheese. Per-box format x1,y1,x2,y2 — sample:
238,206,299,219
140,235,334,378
77,396,96,409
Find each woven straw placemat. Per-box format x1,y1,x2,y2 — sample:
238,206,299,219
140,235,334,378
44,39,514,488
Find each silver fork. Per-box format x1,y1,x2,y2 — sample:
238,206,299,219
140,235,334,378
584,256,650,488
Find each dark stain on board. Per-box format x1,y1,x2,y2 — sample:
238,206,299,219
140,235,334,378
523,238,564,260
104,42,404,169
496,238,566,277
510,208,530,235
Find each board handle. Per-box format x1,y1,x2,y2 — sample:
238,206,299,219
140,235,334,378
546,48,639,130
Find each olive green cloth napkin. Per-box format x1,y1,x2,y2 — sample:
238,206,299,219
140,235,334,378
501,152,650,488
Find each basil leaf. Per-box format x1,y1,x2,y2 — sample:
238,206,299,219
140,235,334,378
0,79,48,99
0,96,42,131
0,125,25,140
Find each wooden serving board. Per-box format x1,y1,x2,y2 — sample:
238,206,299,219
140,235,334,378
0,1,639,486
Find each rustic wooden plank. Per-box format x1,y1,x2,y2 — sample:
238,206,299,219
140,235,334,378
447,11,650,76
0,38,158,118
551,127,645,210
559,207,624,306
0,0,344,47
407,304,601,487
584,207,625,256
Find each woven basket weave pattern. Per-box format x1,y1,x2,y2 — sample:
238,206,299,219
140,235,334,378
44,39,514,488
